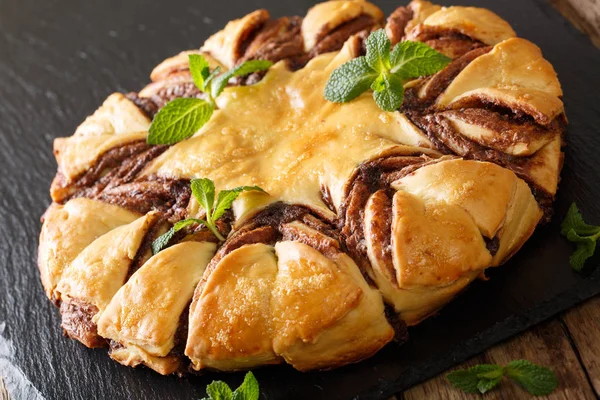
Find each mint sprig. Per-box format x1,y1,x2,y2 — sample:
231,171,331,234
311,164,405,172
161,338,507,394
151,178,266,253
202,371,260,400
324,29,450,112
561,202,600,271
447,360,558,396
147,55,272,145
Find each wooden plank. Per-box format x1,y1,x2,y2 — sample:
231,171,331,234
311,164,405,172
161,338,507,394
401,319,595,399
549,0,600,47
562,296,600,396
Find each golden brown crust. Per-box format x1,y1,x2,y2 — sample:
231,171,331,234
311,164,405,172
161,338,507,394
201,10,270,69
302,0,384,52
436,38,563,125
97,241,216,374
38,198,141,300
38,0,566,374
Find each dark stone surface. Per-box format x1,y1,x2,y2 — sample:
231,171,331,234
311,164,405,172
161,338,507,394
0,0,599,399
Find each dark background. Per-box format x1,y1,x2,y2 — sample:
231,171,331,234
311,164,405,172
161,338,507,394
1,0,600,399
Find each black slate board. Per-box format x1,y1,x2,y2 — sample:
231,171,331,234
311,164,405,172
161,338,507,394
1,0,599,399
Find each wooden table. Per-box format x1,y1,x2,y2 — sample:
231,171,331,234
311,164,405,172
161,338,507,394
392,2,600,398
393,296,600,399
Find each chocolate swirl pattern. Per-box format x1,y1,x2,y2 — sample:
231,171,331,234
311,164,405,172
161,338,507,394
38,0,565,375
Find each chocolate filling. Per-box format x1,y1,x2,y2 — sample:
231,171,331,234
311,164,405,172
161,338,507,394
385,6,413,45
60,300,106,348
339,155,434,280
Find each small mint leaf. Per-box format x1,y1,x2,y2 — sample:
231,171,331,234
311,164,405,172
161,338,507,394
561,203,600,271
566,230,596,271
204,66,222,91
231,372,260,400
191,178,216,217
151,218,204,254
477,377,502,394
324,56,378,103
370,74,386,92
470,364,504,380
372,73,404,112
505,360,558,396
189,54,210,92
389,40,450,79
206,380,233,400
212,186,266,222
561,203,600,236
446,370,479,393
147,98,213,145
211,60,273,98
365,29,391,72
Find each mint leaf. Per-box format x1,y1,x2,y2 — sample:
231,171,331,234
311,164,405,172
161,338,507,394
231,372,260,400
191,178,216,217
204,66,222,91
189,54,211,92
446,370,479,393
147,98,213,145
447,364,504,394
471,364,504,380
561,203,600,271
566,230,597,271
477,377,502,394
372,73,405,112
561,203,600,236
151,218,205,254
324,57,378,103
389,40,451,79
205,380,233,400
211,60,273,99
365,29,391,72
213,186,266,221
505,360,558,396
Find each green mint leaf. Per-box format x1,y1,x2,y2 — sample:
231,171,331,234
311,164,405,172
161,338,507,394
389,40,451,79
365,29,391,73
213,186,266,222
370,74,386,93
505,360,558,396
231,372,260,400
211,60,273,99
191,178,216,217
189,54,211,93
147,98,214,145
471,364,504,380
205,380,233,400
566,230,596,271
561,203,600,271
446,370,479,393
372,73,405,112
477,377,502,394
447,364,504,394
204,66,222,91
561,203,600,236
151,218,205,254
324,56,378,104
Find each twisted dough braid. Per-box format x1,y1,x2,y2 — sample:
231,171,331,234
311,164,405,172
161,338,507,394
39,0,565,375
